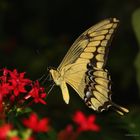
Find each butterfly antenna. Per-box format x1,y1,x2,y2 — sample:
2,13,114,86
38,74,46,82
47,83,55,95
41,67,52,85
41,74,50,85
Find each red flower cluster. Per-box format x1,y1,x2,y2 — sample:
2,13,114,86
25,81,46,105
22,113,49,132
72,111,100,132
0,123,35,140
0,110,100,140
0,68,101,140
8,69,31,96
58,111,100,140
0,68,47,115
0,124,12,140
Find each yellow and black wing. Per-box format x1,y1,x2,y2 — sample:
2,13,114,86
58,18,118,71
57,18,129,115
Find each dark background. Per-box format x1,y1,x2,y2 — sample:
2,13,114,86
0,0,140,140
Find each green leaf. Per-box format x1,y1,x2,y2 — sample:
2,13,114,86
47,129,57,140
123,108,140,140
132,8,140,94
132,8,140,45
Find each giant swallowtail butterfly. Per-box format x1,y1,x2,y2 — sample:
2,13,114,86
49,18,129,115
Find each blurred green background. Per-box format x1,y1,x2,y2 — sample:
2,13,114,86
0,0,140,140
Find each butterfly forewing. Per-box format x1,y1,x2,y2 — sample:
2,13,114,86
58,18,118,71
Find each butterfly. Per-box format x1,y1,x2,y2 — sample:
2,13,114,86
49,18,129,115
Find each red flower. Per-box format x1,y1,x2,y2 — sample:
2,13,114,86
0,124,12,140
0,100,5,119
0,91,5,119
0,68,8,81
8,69,31,96
0,99,3,112
10,136,20,140
72,111,100,132
58,125,79,140
3,68,9,76
27,137,35,140
0,68,12,96
0,82,13,95
22,113,49,132
27,81,46,104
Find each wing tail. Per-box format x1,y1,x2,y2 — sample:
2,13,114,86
111,102,129,115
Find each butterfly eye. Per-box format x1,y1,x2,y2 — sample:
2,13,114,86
47,66,57,71
47,67,51,71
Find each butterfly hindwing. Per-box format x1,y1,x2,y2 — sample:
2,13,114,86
84,67,112,112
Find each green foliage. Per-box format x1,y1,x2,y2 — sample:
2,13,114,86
132,8,140,94
132,9,140,45
124,108,140,140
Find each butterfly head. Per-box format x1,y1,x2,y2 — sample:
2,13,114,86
49,68,61,85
